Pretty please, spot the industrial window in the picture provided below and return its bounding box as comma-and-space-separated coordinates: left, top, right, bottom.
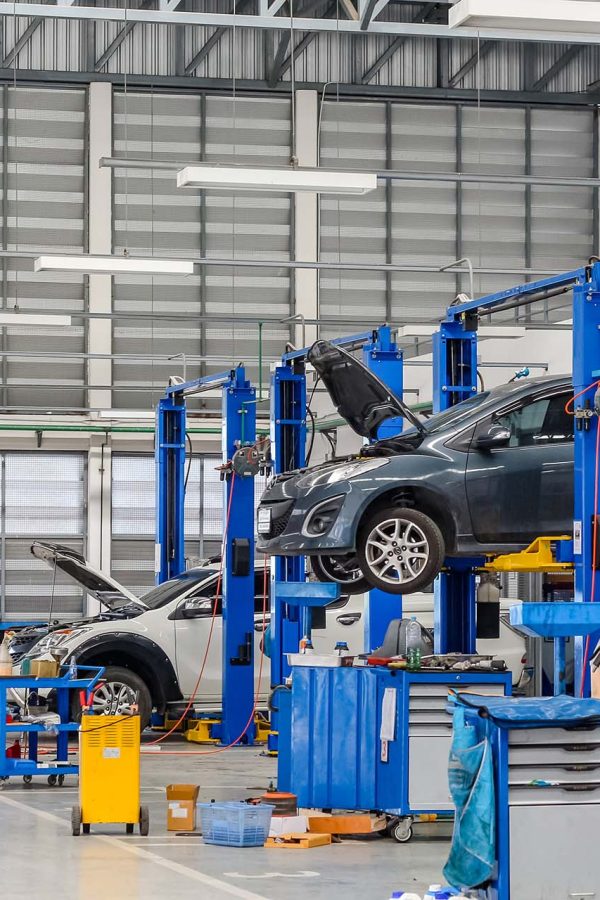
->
0, 452, 87, 621
111, 453, 268, 595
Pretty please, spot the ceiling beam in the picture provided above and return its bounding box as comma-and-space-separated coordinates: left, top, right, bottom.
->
4, 3, 600, 45
531, 44, 584, 91
448, 38, 495, 87
94, 0, 154, 72
269, 0, 325, 86
2, 17, 43, 68
279, 0, 337, 77
185, 0, 253, 75
361, 2, 440, 85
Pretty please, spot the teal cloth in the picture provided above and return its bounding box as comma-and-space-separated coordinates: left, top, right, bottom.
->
443, 706, 495, 890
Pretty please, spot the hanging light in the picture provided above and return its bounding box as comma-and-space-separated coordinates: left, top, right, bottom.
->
450, 0, 600, 35
0, 313, 72, 327
177, 165, 378, 195
34, 255, 195, 276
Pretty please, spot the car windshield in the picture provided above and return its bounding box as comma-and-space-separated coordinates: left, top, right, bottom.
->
140, 569, 216, 609
422, 391, 493, 433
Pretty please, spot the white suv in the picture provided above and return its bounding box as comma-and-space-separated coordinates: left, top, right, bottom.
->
16, 542, 364, 728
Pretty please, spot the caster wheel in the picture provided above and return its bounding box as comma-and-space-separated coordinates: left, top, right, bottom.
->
139, 805, 149, 836
47, 775, 58, 787
82, 824, 90, 835
71, 806, 81, 836
23, 775, 33, 785
57, 775, 65, 787
393, 821, 413, 843
126, 824, 134, 834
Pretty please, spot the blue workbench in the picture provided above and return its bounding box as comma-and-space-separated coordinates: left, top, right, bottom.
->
0, 666, 104, 784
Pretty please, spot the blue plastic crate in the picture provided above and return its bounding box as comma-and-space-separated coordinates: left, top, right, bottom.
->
198, 801, 274, 847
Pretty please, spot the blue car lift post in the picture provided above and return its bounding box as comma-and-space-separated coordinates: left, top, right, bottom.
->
156, 365, 258, 744
269, 326, 404, 755
441, 263, 600, 695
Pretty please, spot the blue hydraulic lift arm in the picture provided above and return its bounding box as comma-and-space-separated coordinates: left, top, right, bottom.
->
444, 267, 588, 325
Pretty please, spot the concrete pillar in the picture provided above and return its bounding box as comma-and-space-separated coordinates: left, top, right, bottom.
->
293, 90, 319, 348
86, 83, 113, 612
87, 82, 113, 412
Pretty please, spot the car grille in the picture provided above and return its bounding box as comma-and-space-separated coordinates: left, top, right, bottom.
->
263, 499, 294, 539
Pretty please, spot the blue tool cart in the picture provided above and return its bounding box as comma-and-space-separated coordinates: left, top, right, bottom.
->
448, 694, 600, 900
0, 665, 104, 786
282, 664, 511, 841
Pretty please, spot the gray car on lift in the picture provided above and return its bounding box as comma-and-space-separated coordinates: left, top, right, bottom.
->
257, 340, 574, 595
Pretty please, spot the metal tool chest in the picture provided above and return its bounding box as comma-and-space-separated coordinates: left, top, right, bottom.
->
284, 665, 511, 836
493, 723, 600, 900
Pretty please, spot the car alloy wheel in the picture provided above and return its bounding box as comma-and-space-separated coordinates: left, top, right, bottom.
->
365, 518, 430, 585
357, 506, 445, 595
92, 681, 138, 716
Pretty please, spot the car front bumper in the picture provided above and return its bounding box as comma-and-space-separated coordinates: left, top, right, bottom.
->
256, 478, 364, 556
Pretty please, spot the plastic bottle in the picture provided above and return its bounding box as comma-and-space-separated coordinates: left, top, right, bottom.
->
0, 633, 12, 676
334, 641, 349, 656
389, 892, 422, 900
423, 886, 451, 900
300, 637, 314, 655
405, 617, 422, 670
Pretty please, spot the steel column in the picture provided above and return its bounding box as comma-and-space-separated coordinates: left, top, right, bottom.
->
362, 324, 403, 650
155, 393, 187, 584
572, 266, 600, 696
432, 319, 478, 654
221, 365, 257, 745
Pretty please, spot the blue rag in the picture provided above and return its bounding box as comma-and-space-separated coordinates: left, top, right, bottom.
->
443, 706, 495, 890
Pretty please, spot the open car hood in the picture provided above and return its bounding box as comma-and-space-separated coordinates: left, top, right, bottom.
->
308, 340, 425, 441
31, 541, 146, 611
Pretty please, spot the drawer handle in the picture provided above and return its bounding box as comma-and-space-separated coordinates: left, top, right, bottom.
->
563, 744, 600, 753
563, 765, 600, 772
562, 784, 600, 793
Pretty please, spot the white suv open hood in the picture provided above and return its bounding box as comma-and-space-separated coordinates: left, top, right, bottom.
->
31, 541, 147, 611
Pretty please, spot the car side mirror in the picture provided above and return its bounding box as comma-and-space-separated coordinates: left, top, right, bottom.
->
474, 424, 511, 451
181, 597, 211, 619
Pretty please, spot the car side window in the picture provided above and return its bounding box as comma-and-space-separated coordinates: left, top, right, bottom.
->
493, 391, 573, 448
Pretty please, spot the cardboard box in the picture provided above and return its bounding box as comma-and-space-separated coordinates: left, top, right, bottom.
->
30, 659, 60, 678
307, 813, 387, 835
269, 815, 307, 837
166, 784, 200, 832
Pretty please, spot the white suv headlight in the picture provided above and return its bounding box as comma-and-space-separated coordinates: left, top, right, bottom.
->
32, 626, 92, 655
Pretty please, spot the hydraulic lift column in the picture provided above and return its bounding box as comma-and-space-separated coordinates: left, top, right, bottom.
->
432, 319, 479, 654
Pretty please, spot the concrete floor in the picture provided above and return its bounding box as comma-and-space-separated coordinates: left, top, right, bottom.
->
0, 734, 451, 900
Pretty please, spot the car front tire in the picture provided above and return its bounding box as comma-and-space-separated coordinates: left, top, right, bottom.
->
357, 506, 445, 595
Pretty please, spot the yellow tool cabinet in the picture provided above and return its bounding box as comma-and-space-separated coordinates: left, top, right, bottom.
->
71, 715, 149, 836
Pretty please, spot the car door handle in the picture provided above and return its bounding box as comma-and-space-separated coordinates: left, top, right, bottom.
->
337, 613, 362, 626
254, 618, 271, 632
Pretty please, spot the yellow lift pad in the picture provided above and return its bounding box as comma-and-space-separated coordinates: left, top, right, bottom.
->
484, 535, 573, 573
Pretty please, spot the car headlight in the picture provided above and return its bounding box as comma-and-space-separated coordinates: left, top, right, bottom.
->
31, 626, 92, 655
299, 458, 389, 489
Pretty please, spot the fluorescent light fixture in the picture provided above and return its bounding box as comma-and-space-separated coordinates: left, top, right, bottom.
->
98, 409, 155, 420
177, 165, 378, 195
34, 255, 194, 276
450, 0, 600, 35
0, 313, 72, 327
397, 325, 435, 338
